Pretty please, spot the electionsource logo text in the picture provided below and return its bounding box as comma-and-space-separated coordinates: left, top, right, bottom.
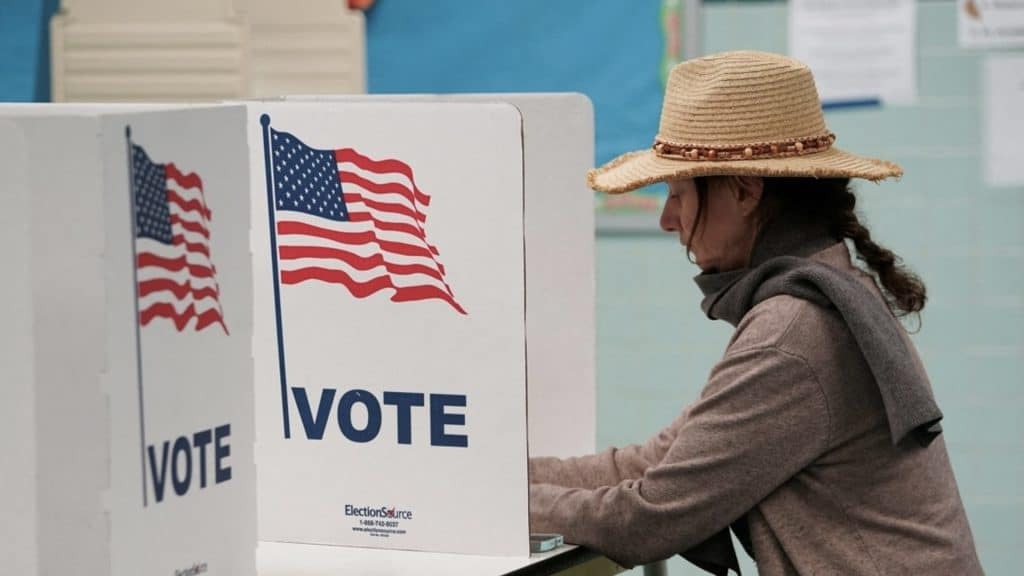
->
345, 504, 413, 520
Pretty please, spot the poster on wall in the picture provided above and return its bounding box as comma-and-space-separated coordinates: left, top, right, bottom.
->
789, 0, 917, 107
959, 0, 1024, 48
983, 54, 1024, 186
251, 102, 530, 556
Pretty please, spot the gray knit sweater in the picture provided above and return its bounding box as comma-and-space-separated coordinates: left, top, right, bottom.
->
528, 243, 982, 575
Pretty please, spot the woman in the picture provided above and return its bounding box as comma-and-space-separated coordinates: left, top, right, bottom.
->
528, 51, 982, 575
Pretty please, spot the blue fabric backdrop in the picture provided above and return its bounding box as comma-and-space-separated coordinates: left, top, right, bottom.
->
366, 0, 668, 167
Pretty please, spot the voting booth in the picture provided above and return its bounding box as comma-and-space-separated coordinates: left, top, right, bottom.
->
246, 97, 596, 557
1, 96, 596, 566
0, 106, 257, 575
248, 101, 530, 555
0, 119, 42, 576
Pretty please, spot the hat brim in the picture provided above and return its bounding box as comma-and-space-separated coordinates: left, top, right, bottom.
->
588, 147, 903, 194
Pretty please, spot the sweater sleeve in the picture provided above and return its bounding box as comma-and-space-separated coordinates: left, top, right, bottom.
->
528, 346, 831, 568
528, 408, 688, 489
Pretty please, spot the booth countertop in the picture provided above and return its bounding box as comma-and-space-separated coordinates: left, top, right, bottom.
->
257, 541, 624, 576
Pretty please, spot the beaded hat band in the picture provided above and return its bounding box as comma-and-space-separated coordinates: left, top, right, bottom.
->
653, 132, 837, 162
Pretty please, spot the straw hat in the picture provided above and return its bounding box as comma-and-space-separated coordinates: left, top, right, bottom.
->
588, 50, 903, 194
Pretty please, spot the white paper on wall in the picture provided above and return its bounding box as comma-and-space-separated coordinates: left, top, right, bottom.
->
983, 54, 1024, 187
789, 0, 917, 106
251, 102, 530, 556
959, 0, 1024, 48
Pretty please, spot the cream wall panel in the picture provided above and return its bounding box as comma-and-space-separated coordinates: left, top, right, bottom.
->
244, 0, 365, 96
51, 0, 365, 102
51, 2, 248, 102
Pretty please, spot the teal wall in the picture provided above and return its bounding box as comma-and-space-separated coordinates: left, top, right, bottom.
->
597, 1, 1022, 574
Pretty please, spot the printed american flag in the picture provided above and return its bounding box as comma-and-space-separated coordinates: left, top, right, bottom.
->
269, 128, 466, 314
131, 142, 228, 333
